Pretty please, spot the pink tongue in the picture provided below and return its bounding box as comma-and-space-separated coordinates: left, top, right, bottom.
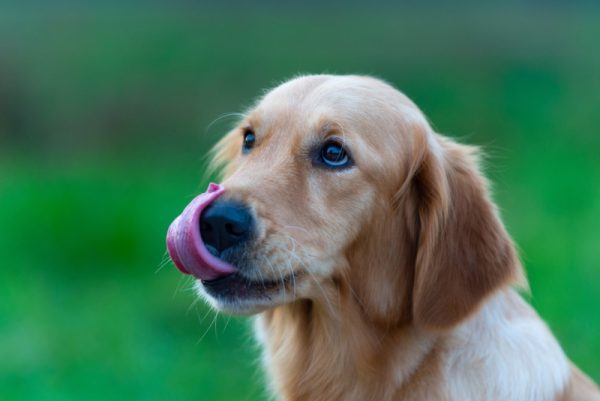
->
166, 183, 237, 280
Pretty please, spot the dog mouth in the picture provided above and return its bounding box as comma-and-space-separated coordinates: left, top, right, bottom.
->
201, 271, 299, 301
167, 183, 303, 306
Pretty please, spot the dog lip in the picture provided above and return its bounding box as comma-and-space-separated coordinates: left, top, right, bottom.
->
166, 183, 238, 280
201, 271, 299, 300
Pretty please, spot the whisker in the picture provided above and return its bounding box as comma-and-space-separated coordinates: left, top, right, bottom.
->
187, 295, 203, 315
253, 257, 268, 292
196, 308, 219, 344
282, 255, 296, 299
222, 314, 233, 332
155, 250, 172, 273
173, 274, 192, 298
284, 238, 299, 298
269, 256, 287, 304
205, 112, 247, 134
281, 235, 337, 315
282, 224, 310, 236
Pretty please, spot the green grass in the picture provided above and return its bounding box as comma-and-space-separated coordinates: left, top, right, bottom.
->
1, 3, 599, 400
0, 160, 265, 401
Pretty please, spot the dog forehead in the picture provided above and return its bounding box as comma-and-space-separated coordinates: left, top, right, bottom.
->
255, 75, 422, 131
249, 79, 351, 139
258, 75, 387, 115
243, 76, 428, 181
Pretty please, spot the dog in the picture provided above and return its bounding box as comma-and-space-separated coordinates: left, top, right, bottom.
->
166, 75, 600, 401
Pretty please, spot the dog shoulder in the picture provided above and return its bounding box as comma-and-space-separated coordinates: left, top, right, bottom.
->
441, 289, 571, 401
558, 364, 600, 401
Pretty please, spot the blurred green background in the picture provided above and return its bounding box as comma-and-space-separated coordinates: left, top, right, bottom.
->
1, 2, 599, 400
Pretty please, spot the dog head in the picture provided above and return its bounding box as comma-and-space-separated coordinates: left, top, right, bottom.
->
167, 75, 523, 329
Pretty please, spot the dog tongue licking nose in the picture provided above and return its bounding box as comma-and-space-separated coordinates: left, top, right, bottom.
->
166, 183, 237, 281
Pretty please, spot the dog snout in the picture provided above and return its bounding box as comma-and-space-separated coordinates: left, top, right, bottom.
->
200, 200, 253, 256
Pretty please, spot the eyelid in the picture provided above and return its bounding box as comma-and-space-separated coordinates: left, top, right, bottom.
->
323, 136, 353, 159
308, 136, 354, 169
241, 127, 256, 154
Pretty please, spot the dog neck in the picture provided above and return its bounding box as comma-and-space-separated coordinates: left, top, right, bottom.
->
256, 293, 440, 401
256, 287, 576, 401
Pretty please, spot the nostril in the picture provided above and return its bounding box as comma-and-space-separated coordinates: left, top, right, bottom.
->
201, 221, 213, 233
199, 200, 253, 254
225, 222, 246, 237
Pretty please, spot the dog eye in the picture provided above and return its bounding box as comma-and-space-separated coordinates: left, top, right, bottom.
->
319, 140, 352, 168
242, 130, 256, 153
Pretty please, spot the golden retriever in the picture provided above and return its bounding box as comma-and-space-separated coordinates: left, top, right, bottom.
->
167, 75, 600, 401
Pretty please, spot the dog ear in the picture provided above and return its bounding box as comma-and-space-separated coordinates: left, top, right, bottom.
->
208, 129, 243, 180
410, 133, 523, 330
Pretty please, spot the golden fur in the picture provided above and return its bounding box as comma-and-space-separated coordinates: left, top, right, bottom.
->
199, 75, 599, 401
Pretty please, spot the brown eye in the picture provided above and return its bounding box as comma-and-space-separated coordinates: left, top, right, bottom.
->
319, 140, 351, 168
242, 130, 255, 153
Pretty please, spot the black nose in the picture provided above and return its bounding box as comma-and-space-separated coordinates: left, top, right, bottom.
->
199, 200, 253, 256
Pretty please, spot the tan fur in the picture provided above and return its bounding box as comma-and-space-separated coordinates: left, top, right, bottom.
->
410, 136, 524, 329
201, 74, 599, 400
559, 365, 600, 401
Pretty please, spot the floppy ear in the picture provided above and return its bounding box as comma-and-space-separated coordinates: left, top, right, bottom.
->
411, 133, 524, 330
